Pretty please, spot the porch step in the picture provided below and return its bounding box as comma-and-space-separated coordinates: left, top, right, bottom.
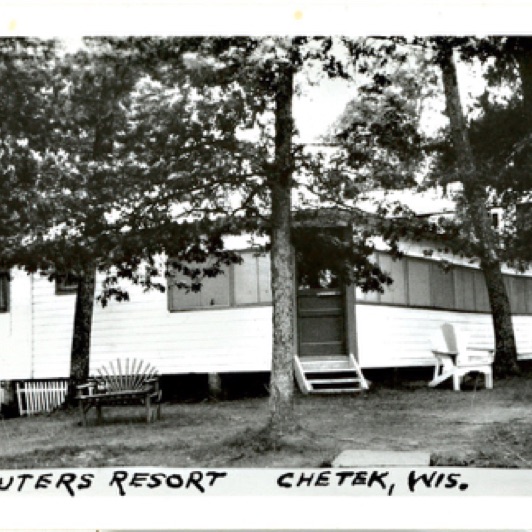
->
300, 360, 351, 371
305, 370, 360, 379
294, 354, 369, 395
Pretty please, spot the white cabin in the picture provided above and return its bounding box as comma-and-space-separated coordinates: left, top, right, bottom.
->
2, 235, 532, 407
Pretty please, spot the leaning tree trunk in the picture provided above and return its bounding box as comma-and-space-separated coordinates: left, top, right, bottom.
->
68, 268, 96, 399
439, 44, 519, 376
268, 59, 296, 440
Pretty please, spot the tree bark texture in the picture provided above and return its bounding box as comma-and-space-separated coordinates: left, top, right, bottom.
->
268, 60, 297, 439
69, 268, 96, 392
439, 45, 519, 376
509, 37, 532, 121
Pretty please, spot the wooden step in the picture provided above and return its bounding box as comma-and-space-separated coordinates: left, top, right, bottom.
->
309, 388, 366, 394
308, 378, 359, 385
300, 360, 351, 371
294, 354, 369, 395
311, 382, 362, 391
305, 370, 359, 379
300, 355, 349, 361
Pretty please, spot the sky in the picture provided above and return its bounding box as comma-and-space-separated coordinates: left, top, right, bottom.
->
294, 48, 489, 143
294, 73, 356, 143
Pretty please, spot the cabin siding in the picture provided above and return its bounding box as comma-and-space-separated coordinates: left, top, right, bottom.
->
0, 269, 33, 379
90, 279, 273, 374
3, 260, 532, 381
30, 275, 75, 379
512, 315, 532, 359
355, 301, 532, 368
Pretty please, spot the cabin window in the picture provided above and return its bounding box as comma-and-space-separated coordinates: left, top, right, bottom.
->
234, 253, 272, 305
0, 272, 9, 312
168, 251, 271, 311
454, 267, 476, 311
407, 259, 431, 307
55, 273, 78, 295
168, 262, 231, 311
473, 270, 490, 312
357, 252, 532, 315
506, 276, 528, 314
379, 254, 407, 305
257, 255, 273, 303
526, 279, 532, 314
431, 263, 455, 309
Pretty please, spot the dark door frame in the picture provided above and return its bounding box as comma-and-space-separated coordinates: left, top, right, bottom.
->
291, 235, 359, 361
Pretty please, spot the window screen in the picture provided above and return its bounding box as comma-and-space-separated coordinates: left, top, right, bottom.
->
234, 254, 259, 305
507, 276, 527, 314
526, 278, 532, 314
431, 264, 455, 309
257, 255, 272, 303
233, 253, 272, 305
454, 267, 476, 311
473, 270, 490, 312
407, 259, 431, 307
379, 254, 407, 305
168, 263, 230, 311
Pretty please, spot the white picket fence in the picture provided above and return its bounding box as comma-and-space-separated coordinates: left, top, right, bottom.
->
16, 380, 69, 416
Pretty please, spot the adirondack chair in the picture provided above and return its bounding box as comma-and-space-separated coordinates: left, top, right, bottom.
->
76, 358, 162, 426
429, 323, 494, 391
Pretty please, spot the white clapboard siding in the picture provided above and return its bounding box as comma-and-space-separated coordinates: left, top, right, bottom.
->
356, 304, 492, 368
30, 275, 75, 379
356, 303, 532, 368
90, 278, 273, 374
5, 265, 532, 381
0, 269, 33, 380
512, 315, 532, 359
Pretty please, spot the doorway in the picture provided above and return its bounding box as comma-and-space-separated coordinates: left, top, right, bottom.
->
297, 284, 347, 357
294, 227, 350, 359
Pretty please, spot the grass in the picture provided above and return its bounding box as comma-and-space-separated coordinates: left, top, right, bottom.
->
1, 371, 532, 469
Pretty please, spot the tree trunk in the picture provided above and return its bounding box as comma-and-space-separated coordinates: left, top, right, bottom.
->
439, 44, 519, 376
509, 37, 532, 119
480, 259, 519, 376
67, 78, 113, 401
268, 59, 296, 440
68, 268, 96, 399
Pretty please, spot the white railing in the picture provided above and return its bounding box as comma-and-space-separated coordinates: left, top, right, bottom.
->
16, 380, 69, 416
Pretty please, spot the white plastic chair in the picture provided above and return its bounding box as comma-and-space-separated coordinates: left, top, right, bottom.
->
429, 323, 494, 391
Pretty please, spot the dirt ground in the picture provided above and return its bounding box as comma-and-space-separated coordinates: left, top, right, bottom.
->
1, 371, 531, 469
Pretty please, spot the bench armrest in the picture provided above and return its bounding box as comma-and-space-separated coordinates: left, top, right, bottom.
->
431, 350, 458, 358
76, 381, 98, 397
466, 347, 494, 361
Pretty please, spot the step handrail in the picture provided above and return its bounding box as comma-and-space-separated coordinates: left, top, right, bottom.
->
294, 354, 312, 394
349, 353, 370, 390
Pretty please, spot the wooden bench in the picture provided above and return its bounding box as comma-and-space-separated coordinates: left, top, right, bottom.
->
76, 359, 162, 426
